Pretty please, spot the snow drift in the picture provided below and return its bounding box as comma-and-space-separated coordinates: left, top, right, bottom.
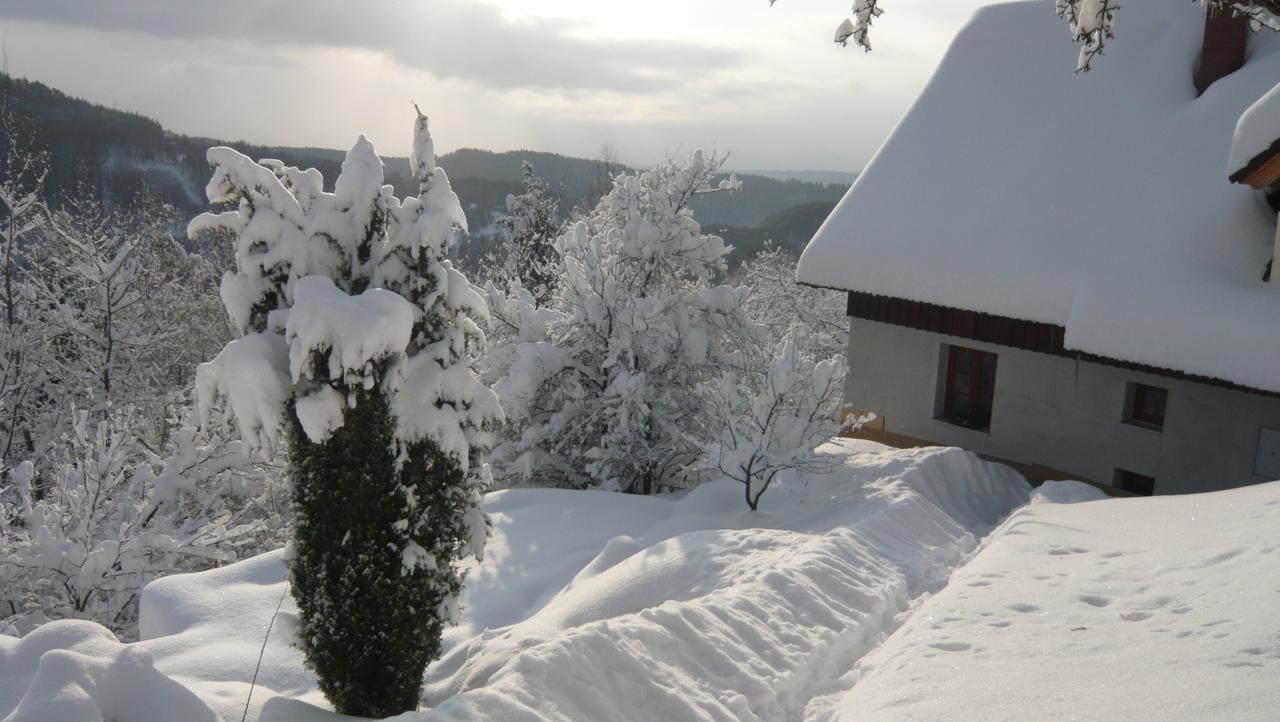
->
0, 441, 1028, 720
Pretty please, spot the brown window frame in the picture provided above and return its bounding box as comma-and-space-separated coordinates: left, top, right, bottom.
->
1126, 383, 1168, 430
940, 345, 998, 431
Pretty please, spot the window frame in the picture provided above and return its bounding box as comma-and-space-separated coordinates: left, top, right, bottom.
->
939, 344, 999, 432
1124, 382, 1168, 431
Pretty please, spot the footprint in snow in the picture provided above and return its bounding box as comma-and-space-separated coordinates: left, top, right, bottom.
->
1120, 611, 1153, 622
928, 642, 972, 652
1007, 603, 1040, 614
1193, 548, 1244, 568
1077, 594, 1110, 608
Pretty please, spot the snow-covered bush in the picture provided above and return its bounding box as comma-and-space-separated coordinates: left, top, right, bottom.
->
32, 194, 229, 445
705, 329, 858, 510
189, 109, 501, 717
487, 152, 757, 494
0, 405, 275, 638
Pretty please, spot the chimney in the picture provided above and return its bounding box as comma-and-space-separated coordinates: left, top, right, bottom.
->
1194, 5, 1249, 96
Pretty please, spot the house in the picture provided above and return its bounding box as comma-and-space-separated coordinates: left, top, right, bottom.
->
796, 0, 1280, 495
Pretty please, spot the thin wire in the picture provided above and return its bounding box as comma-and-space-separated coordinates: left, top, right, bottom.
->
241, 581, 290, 722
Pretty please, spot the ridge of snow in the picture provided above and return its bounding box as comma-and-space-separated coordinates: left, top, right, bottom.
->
0, 622, 219, 722
797, 0, 1280, 393
0, 441, 1029, 721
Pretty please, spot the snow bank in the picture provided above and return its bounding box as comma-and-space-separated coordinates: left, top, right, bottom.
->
0, 621, 218, 722
798, 0, 1280, 393
813, 480, 1280, 720
0, 441, 1028, 721
424, 441, 1028, 720
1031, 479, 1112, 504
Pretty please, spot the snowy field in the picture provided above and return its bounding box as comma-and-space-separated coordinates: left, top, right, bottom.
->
3, 440, 1277, 720
812, 478, 1280, 721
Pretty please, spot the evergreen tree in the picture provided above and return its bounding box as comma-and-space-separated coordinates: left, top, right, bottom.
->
191, 109, 500, 717
496, 161, 560, 306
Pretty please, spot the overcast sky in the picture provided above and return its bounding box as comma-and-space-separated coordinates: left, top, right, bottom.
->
0, 0, 995, 171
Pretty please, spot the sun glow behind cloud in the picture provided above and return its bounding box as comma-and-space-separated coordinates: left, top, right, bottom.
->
0, 0, 994, 170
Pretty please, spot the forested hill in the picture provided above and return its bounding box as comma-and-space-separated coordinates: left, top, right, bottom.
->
0, 72, 853, 263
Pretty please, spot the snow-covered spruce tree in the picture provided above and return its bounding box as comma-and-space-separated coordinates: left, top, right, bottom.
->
495, 161, 561, 306
487, 152, 755, 494
190, 109, 500, 717
705, 328, 859, 511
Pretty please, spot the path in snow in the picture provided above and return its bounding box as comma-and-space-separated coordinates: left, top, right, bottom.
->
0, 440, 1031, 721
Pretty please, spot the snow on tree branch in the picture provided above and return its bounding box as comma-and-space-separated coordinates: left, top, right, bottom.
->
486, 151, 765, 494
705, 328, 863, 511
780, 0, 1280, 72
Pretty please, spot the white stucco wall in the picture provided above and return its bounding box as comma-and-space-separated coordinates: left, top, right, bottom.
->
845, 317, 1280, 494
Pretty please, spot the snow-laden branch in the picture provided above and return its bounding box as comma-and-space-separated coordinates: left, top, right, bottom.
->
782, 0, 1280, 72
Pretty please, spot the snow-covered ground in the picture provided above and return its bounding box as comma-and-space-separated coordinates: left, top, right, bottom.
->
3, 440, 1277, 721
810, 477, 1280, 721
0, 441, 1026, 721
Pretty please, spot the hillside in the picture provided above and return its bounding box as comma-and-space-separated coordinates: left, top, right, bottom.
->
0, 73, 851, 265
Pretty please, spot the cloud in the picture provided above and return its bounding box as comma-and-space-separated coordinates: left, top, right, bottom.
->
0, 0, 741, 91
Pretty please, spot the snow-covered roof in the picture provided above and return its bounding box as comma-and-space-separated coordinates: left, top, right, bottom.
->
1230, 80, 1280, 181
798, 0, 1280, 393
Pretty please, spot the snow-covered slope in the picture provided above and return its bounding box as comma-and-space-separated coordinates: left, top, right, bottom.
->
810, 479, 1280, 721
797, 0, 1280, 393
0, 441, 1029, 721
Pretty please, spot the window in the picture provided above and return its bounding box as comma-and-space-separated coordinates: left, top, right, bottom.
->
940, 345, 998, 431
1114, 469, 1156, 496
1124, 382, 1167, 430
1254, 427, 1280, 478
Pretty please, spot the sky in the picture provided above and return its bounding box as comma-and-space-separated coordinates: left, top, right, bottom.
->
0, 0, 995, 172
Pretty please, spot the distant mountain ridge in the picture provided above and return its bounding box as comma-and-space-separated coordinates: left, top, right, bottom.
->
740, 170, 859, 185
0, 72, 854, 264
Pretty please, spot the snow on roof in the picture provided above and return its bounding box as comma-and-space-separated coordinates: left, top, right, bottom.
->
1230, 80, 1280, 179
798, 0, 1280, 393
